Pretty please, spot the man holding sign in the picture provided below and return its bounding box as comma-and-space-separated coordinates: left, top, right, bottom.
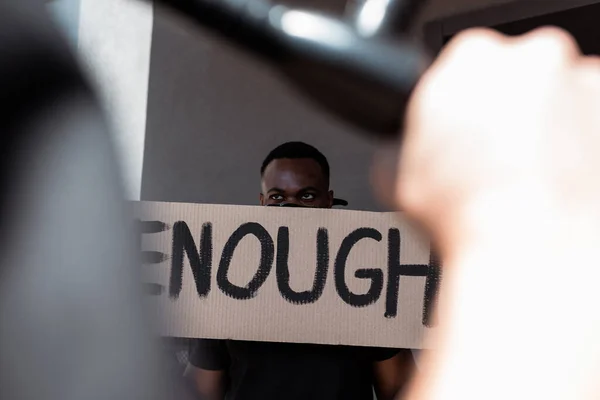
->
184, 142, 415, 400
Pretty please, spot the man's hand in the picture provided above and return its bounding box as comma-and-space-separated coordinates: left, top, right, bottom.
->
184, 364, 226, 400
373, 349, 416, 400
392, 28, 600, 400
398, 27, 600, 257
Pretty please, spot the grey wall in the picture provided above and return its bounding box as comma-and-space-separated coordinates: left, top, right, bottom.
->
141, 8, 382, 210
77, 0, 526, 202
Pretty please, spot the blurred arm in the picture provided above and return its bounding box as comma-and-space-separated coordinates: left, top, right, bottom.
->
394, 27, 600, 400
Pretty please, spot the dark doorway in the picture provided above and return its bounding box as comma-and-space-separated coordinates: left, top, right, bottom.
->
492, 3, 600, 55
433, 2, 600, 56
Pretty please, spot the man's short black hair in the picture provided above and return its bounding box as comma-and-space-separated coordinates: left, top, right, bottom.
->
260, 141, 330, 180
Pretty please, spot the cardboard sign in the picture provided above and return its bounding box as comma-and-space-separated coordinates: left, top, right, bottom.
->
136, 201, 441, 349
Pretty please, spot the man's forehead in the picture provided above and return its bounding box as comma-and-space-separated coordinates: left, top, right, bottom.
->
262, 158, 326, 188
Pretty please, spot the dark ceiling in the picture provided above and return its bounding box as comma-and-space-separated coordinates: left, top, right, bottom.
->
275, 0, 348, 15
493, 2, 600, 55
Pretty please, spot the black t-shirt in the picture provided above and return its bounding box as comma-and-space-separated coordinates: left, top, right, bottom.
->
189, 339, 399, 400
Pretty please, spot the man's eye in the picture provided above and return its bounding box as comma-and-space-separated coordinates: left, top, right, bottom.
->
301, 193, 315, 201
269, 194, 284, 201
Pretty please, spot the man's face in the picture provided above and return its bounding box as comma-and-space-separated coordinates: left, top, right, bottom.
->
260, 158, 334, 208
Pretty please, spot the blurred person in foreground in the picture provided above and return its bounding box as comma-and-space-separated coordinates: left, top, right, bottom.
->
378, 27, 600, 400
184, 141, 416, 400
